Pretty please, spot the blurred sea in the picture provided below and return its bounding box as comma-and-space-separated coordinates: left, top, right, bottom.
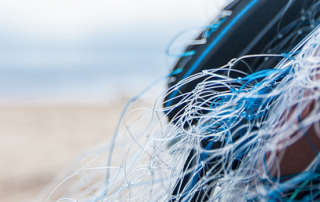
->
0, 25, 175, 104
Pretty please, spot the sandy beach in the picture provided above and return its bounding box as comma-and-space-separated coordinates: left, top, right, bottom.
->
0, 99, 154, 202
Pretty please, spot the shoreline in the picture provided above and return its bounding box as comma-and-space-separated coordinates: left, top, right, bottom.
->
0, 99, 156, 202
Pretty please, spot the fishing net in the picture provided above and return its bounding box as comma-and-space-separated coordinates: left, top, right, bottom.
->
40, 0, 320, 201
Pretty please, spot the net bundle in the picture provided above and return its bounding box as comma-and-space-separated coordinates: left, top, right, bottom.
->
43, 1, 320, 201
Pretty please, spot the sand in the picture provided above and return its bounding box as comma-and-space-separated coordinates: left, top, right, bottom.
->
0, 100, 152, 202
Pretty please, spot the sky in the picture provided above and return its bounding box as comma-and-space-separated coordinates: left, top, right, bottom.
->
0, 0, 225, 34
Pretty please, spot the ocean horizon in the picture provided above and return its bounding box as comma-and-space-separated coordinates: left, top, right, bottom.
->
0, 0, 224, 104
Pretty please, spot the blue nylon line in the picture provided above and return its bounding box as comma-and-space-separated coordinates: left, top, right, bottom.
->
165, 0, 260, 108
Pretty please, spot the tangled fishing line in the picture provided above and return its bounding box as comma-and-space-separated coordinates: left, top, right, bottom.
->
40, 0, 320, 201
